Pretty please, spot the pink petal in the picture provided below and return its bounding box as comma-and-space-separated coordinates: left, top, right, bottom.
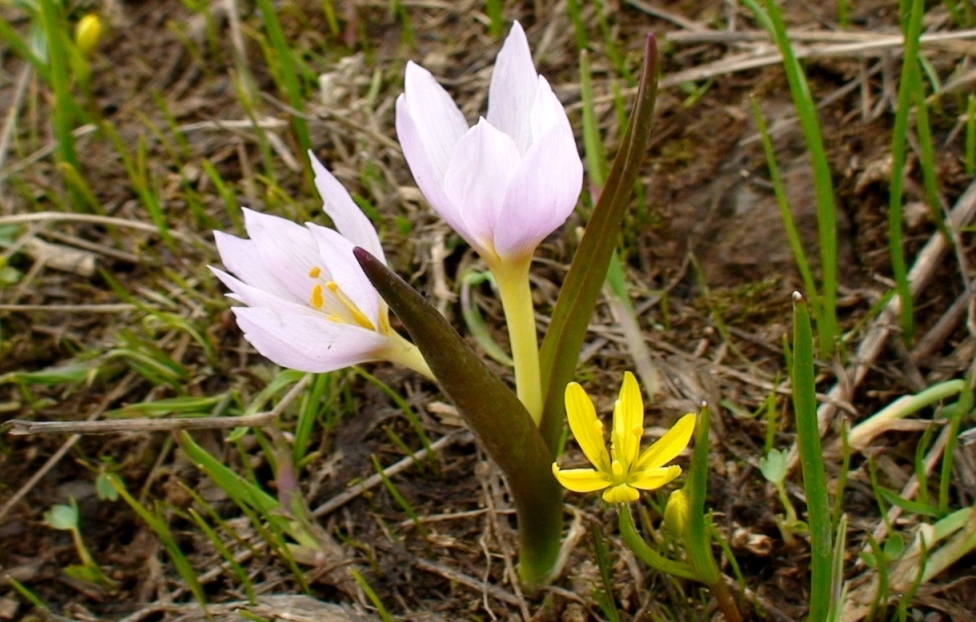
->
306, 223, 381, 328
493, 120, 582, 262
442, 118, 521, 258
214, 231, 300, 304
242, 208, 325, 302
401, 62, 467, 177
308, 153, 386, 265
486, 21, 538, 154
233, 306, 389, 373
395, 93, 470, 242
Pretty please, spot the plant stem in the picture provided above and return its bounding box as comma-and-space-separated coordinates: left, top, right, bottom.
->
384, 332, 435, 381
617, 505, 697, 580
686, 405, 744, 622
491, 259, 543, 425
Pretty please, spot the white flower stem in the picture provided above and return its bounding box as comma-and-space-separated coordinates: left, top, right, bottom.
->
385, 332, 435, 381
491, 259, 543, 425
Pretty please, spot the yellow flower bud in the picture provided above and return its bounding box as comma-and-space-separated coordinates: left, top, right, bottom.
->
664, 489, 690, 538
75, 14, 103, 58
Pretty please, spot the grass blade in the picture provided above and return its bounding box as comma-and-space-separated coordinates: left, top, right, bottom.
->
791, 293, 833, 621
743, 0, 839, 357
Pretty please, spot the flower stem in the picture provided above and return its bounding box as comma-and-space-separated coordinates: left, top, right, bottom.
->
618, 505, 697, 580
491, 260, 543, 425
385, 332, 435, 381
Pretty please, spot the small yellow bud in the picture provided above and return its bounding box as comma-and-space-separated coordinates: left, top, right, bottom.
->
75, 14, 103, 58
663, 489, 690, 538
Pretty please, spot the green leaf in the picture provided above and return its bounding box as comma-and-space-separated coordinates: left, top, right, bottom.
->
759, 448, 788, 485
792, 293, 833, 622
95, 472, 119, 501
878, 488, 943, 519
43, 502, 78, 531
354, 247, 563, 586
538, 36, 660, 453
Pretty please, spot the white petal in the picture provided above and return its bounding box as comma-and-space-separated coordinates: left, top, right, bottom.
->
233, 307, 390, 373
210, 267, 314, 315
493, 121, 582, 262
213, 231, 300, 303
242, 208, 325, 302
306, 223, 381, 328
442, 118, 521, 259
395, 93, 470, 242
530, 76, 572, 142
308, 153, 386, 265
486, 21, 538, 154
401, 62, 468, 177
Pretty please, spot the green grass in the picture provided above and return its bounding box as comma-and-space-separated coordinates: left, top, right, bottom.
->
742, 0, 840, 358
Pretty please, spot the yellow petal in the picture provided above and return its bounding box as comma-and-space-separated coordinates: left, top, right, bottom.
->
634, 413, 696, 471
564, 382, 610, 471
602, 484, 640, 504
552, 464, 611, 493
611, 371, 644, 468
664, 489, 690, 537
629, 465, 682, 491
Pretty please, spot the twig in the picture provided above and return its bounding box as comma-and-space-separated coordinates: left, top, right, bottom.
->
0, 374, 137, 523
5, 411, 277, 436
625, 0, 707, 31
660, 30, 976, 89
311, 429, 468, 517
666, 28, 976, 46
0, 212, 199, 243
0, 303, 138, 313
413, 558, 521, 607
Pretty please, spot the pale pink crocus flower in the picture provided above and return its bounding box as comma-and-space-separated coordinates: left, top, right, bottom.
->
395, 21, 583, 424
395, 20, 582, 270
211, 154, 432, 378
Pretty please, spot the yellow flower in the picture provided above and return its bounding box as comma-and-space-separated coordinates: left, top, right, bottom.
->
75, 14, 103, 58
552, 372, 696, 504
663, 488, 690, 537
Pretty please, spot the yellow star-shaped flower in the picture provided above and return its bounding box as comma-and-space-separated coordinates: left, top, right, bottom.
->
552, 372, 696, 504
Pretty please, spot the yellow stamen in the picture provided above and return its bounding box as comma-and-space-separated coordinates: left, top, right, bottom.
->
326, 281, 375, 330
308, 266, 322, 278
310, 284, 324, 309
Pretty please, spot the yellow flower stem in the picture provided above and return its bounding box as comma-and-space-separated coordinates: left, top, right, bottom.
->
384, 332, 435, 381
490, 259, 543, 425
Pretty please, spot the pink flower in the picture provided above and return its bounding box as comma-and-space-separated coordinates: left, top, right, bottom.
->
211, 155, 430, 376
396, 21, 582, 268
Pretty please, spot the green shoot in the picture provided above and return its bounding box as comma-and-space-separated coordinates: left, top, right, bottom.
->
743, 0, 839, 358
791, 293, 833, 621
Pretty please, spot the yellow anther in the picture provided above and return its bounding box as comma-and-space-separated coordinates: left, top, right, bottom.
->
631, 425, 642, 438
326, 281, 375, 330
310, 284, 324, 309
611, 460, 624, 477
308, 266, 321, 278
